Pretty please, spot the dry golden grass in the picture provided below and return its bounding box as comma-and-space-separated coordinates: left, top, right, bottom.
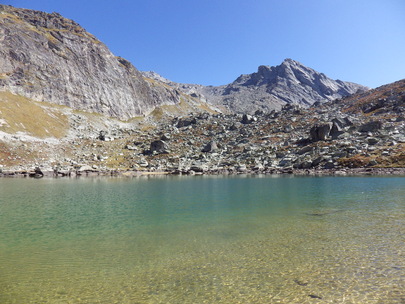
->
337, 144, 405, 168
0, 91, 69, 138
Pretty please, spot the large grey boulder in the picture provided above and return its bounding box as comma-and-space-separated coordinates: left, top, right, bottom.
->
241, 114, 257, 124
176, 117, 197, 128
330, 122, 344, 139
310, 123, 333, 141
358, 121, 383, 132
150, 140, 168, 153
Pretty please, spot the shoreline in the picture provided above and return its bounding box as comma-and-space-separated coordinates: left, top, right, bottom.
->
1, 167, 405, 178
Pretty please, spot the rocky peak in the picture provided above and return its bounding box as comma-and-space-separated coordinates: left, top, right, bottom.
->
196, 59, 369, 113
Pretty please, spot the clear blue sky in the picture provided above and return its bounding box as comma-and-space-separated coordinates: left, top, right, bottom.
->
4, 0, 405, 88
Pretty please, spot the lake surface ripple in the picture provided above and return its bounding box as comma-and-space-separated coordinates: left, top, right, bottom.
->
0, 175, 404, 303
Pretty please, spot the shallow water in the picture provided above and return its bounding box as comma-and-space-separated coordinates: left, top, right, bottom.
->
0, 175, 404, 303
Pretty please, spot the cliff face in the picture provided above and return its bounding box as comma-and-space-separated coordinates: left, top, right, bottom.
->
0, 5, 187, 120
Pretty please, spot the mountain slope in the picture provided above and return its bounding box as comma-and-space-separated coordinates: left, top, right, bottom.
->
0, 5, 207, 120
1, 79, 403, 174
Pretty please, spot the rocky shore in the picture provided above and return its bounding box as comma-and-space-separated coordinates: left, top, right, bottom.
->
1, 167, 404, 178
1, 80, 404, 178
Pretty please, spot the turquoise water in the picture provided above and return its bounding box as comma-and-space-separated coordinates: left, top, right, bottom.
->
0, 175, 404, 303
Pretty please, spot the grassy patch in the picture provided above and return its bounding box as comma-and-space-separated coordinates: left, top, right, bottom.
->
0, 91, 69, 138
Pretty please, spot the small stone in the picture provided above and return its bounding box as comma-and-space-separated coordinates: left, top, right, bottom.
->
367, 137, 379, 145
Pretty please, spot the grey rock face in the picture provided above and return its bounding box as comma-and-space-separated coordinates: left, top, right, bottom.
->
219, 59, 368, 113
148, 59, 368, 114
0, 5, 186, 119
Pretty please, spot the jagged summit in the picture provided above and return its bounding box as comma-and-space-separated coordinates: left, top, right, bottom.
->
147, 58, 369, 114
192, 59, 369, 113
234, 58, 366, 100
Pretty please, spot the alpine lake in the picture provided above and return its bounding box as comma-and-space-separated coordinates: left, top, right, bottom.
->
0, 175, 404, 304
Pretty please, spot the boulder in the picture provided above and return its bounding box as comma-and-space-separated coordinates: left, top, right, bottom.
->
98, 130, 107, 141
324, 161, 335, 169
237, 164, 247, 172
202, 141, 219, 153
77, 165, 93, 172
125, 144, 138, 150
29, 166, 44, 178
176, 118, 197, 128
161, 133, 171, 141
311, 156, 324, 167
367, 137, 379, 145
330, 122, 344, 139
310, 123, 333, 141
297, 146, 313, 155
229, 123, 238, 131
241, 114, 257, 124
190, 163, 209, 173
331, 117, 346, 129
150, 140, 168, 153
358, 121, 382, 132
138, 159, 149, 167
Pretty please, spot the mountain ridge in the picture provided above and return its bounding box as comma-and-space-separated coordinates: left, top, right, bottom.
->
143, 58, 368, 114
0, 5, 403, 175
1, 5, 369, 119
